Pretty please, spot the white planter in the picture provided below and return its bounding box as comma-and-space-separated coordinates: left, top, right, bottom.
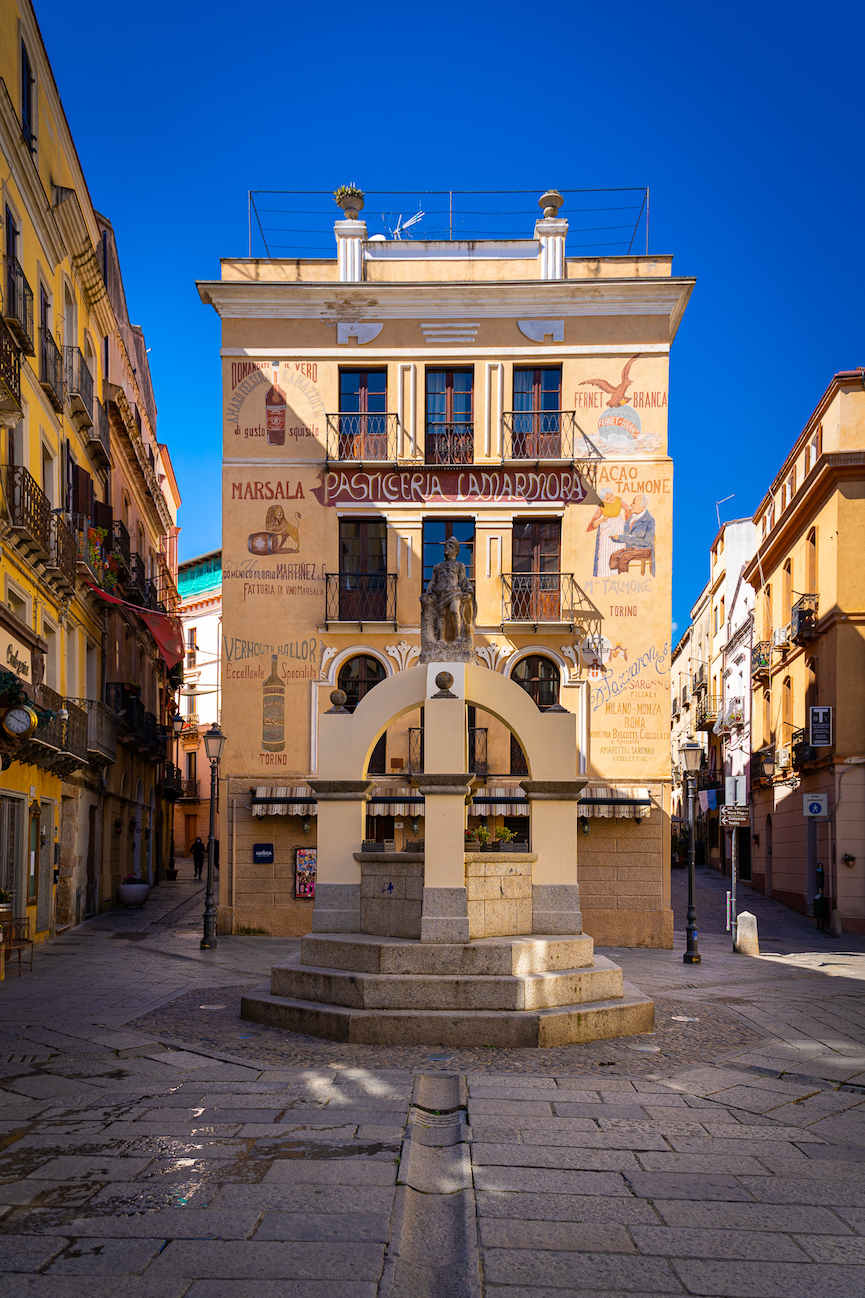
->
118, 882, 150, 908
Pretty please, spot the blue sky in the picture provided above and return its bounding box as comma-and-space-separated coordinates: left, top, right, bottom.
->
34, 0, 864, 632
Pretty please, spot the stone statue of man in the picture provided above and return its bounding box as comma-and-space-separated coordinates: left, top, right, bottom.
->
420, 535, 476, 662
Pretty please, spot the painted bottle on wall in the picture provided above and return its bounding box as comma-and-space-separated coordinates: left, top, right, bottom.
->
265, 363, 286, 446
262, 654, 285, 751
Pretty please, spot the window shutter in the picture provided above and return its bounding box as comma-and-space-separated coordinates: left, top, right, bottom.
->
72, 466, 94, 518
93, 499, 112, 532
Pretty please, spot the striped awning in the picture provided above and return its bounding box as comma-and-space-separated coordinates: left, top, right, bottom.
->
472, 785, 529, 816
367, 786, 418, 817
252, 785, 317, 817
580, 784, 652, 820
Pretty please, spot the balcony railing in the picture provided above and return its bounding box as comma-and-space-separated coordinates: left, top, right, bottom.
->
85, 700, 118, 764
33, 684, 64, 753
6, 465, 51, 557
44, 515, 76, 594
88, 398, 110, 469
40, 328, 64, 412
692, 663, 707, 692
179, 778, 200, 800
325, 413, 401, 461
0, 317, 21, 417
124, 551, 147, 602
325, 573, 397, 625
163, 762, 184, 798
70, 514, 105, 581
502, 572, 586, 625
469, 726, 488, 776
791, 594, 818, 644
64, 347, 94, 424
752, 641, 771, 677
64, 698, 89, 762
425, 423, 474, 465
792, 726, 818, 768
696, 770, 724, 792
111, 520, 131, 571
157, 553, 180, 615
4, 256, 34, 353
408, 727, 424, 775
696, 695, 724, 731
182, 712, 199, 732
104, 683, 166, 761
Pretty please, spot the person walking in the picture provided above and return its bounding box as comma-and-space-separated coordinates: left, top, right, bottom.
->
191, 836, 206, 880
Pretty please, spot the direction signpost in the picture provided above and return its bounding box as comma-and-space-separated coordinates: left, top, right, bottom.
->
720, 805, 750, 947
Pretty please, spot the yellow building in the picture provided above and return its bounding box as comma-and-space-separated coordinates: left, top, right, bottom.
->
0, 1, 181, 937
745, 368, 865, 932
199, 190, 694, 947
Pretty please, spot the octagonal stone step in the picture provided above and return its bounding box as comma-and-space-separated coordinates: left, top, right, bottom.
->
271, 954, 623, 1012
240, 980, 654, 1047
298, 932, 595, 977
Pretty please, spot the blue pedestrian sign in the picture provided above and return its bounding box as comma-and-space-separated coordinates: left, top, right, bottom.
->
803, 794, 827, 818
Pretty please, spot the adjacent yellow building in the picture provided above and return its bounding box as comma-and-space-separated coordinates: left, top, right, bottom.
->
0, 1, 181, 937
200, 191, 694, 947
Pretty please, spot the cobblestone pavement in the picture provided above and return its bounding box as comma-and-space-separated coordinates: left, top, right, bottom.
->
0, 865, 863, 1293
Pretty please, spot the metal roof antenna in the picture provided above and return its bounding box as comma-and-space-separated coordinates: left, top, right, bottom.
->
715, 494, 735, 529
390, 209, 425, 241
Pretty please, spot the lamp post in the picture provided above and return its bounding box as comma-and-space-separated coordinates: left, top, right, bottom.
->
200, 721, 225, 950
170, 712, 184, 872
679, 737, 703, 965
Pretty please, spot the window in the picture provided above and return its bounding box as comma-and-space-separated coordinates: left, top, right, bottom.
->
788, 467, 796, 500
41, 444, 54, 507
186, 628, 197, 670
782, 675, 792, 738
338, 370, 387, 458
804, 443, 810, 475
807, 528, 817, 591
425, 369, 473, 465
781, 483, 787, 511
720, 596, 725, 630
186, 752, 197, 783
20, 41, 34, 151
512, 367, 562, 455
338, 655, 386, 774
713, 604, 718, 635
763, 584, 772, 640
511, 519, 562, 620
813, 426, 822, 462
763, 690, 772, 744
422, 518, 474, 583
337, 519, 388, 619
5, 207, 18, 260
6, 584, 27, 623
510, 655, 560, 775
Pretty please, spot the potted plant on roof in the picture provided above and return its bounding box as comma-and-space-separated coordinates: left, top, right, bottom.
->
118, 873, 150, 908
334, 184, 364, 220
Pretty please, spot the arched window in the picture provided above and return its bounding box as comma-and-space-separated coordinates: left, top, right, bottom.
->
510, 655, 560, 775
338, 655, 386, 774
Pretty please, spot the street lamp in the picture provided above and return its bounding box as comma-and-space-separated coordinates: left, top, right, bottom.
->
169, 712, 184, 873
201, 721, 225, 950
679, 737, 703, 966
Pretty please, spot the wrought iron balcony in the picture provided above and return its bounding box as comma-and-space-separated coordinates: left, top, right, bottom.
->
502, 572, 589, 626
325, 573, 397, 626
88, 398, 110, 469
86, 700, 118, 764
156, 553, 180, 615
792, 726, 818, 768
39, 328, 64, 412
163, 762, 184, 798
63, 698, 89, 762
425, 422, 474, 465
692, 663, 707, 692
695, 695, 724, 731
111, 520, 131, 572
70, 514, 104, 581
32, 684, 64, 753
791, 594, 818, 644
104, 683, 165, 762
696, 769, 724, 792
0, 316, 21, 420
64, 347, 94, 425
3, 256, 34, 354
178, 778, 200, 800
408, 727, 424, 775
752, 641, 771, 678
124, 551, 147, 602
181, 712, 199, 732
6, 465, 51, 558
325, 413, 400, 461
44, 515, 76, 594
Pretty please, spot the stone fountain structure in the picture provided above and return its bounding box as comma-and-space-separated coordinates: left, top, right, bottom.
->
241, 552, 653, 1046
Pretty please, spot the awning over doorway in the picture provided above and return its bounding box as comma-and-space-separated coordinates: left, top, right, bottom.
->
580, 784, 652, 819
472, 785, 529, 816
251, 785, 317, 817
367, 787, 419, 816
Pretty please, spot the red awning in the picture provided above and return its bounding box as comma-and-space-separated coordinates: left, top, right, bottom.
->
85, 583, 184, 669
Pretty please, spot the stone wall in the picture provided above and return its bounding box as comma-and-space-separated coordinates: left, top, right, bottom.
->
577, 805, 672, 948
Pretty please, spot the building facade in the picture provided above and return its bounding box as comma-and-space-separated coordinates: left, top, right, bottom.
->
0, 0, 182, 935
200, 194, 694, 946
174, 549, 222, 858
745, 369, 865, 931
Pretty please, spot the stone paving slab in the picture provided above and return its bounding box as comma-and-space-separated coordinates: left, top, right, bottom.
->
145, 1239, 386, 1280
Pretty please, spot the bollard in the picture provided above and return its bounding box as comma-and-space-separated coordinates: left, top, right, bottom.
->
830, 908, 844, 937
734, 910, 759, 955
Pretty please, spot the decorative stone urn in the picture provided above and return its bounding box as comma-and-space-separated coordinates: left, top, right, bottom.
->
118, 880, 150, 908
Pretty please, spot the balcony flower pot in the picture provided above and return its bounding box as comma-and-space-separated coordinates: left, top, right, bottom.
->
163, 867, 178, 881
118, 877, 149, 908
334, 185, 364, 220
480, 841, 501, 852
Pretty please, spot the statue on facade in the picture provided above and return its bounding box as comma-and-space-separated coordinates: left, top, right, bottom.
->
420, 535, 476, 663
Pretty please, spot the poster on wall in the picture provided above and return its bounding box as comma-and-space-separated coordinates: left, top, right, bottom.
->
295, 847, 316, 898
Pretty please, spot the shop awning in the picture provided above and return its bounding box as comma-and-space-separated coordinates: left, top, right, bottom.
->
85, 582, 183, 669
472, 785, 529, 816
252, 785, 317, 817
367, 787, 420, 816
580, 785, 652, 819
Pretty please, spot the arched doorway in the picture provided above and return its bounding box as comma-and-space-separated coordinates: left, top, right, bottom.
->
765, 815, 773, 896
510, 655, 560, 775
338, 655, 387, 774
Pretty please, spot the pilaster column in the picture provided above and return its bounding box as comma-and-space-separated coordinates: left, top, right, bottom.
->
534, 218, 568, 281
411, 772, 475, 942
307, 779, 374, 932
520, 779, 586, 933
335, 220, 367, 283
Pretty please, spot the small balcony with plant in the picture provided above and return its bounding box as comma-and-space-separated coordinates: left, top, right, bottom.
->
752, 641, 771, 680
695, 695, 724, 731
791, 594, 818, 644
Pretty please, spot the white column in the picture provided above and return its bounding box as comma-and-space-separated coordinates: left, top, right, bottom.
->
535, 218, 568, 281
335, 220, 367, 283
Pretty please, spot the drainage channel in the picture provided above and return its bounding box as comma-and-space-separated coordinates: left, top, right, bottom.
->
379, 1072, 480, 1298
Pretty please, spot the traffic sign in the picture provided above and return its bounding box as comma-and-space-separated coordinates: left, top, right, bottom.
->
804, 794, 827, 817
720, 806, 750, 827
